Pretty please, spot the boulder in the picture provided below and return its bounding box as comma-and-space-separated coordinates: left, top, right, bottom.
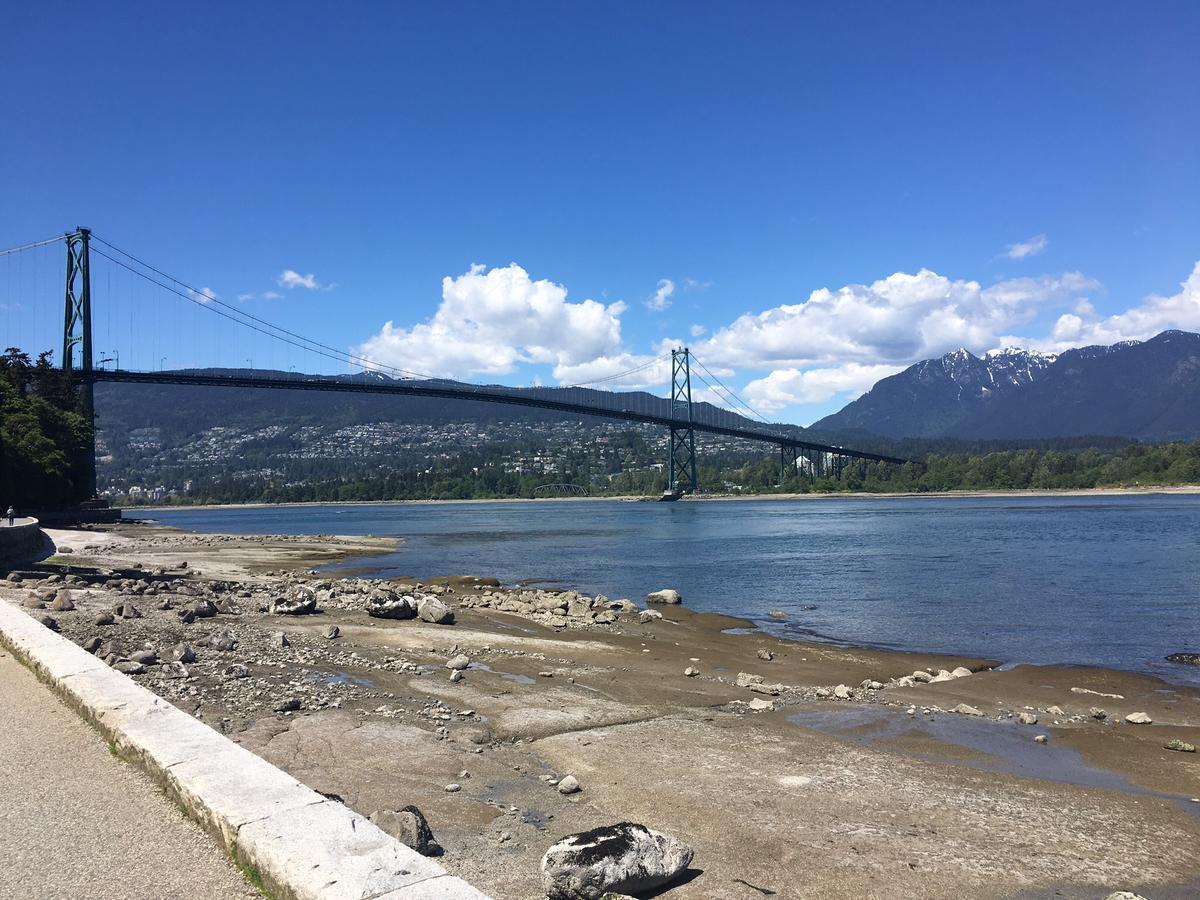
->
270, 585, 317, 616
207, 628, 238, 652
417, 596, 455, 625
366, 591, 416, 620
112, 660, 145, 675
94, 611, 115, 626
192, 599, 218, 618
557, 775, 581, 794
446, 654, 471, 671
646, 589, 682, 605
161, 662, 190, 679
684, 667, 699, 677
1165, 739, 1196, 753
541, 822, 693, 900
222, 664, 250, 679
767, 609, 788, 620
37, 615, 59, 632
274, 697, 302, 713
1166, 652, 1200, 666
567, 597, 592, 618
369, 806, 440, 856
1017, 712, 1038, 725
130, 649, 158, 666
170, 643, 196, 663
735, 672, 763, 688
953, 704, 984, 717
323, 624, 341, 639
593, 610, 617, 625
1124, 711, 1152, 725
950, 666, 973, 678
51, 591, 75, 612
757, 649, 773, 661
638, 610, 663, 624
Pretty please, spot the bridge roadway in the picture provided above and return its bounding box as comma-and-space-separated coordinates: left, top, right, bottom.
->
88, 369, 908, 465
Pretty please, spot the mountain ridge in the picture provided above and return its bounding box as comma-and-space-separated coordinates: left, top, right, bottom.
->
814, 329, 1200, 441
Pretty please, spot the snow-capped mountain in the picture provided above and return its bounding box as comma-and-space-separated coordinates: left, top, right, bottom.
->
813, 330, 1200, 440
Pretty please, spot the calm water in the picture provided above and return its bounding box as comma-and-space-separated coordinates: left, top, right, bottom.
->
147, 495, 1200, 685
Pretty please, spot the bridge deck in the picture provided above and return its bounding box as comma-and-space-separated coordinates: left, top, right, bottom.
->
87, 369, 907, 465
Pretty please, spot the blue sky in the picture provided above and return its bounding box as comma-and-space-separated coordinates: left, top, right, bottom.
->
3, 2, 1199, 424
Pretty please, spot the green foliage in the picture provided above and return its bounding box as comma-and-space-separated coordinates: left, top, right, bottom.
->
0, 347, 92, 509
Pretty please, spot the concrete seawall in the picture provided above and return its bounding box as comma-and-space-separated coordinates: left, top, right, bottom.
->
0, 518, 49, 565
0, 600, 490, 899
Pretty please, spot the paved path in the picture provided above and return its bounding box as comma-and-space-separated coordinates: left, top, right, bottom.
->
0, 649, 258, 899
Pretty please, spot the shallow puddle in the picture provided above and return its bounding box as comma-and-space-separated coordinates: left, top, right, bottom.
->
787, 706, 1196, 816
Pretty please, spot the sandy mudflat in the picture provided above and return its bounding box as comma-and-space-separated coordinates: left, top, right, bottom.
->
4, 522, 1199, 900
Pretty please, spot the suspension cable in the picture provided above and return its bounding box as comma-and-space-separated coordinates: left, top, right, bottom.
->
89, 237, 442, 382
0, 235, 67, 257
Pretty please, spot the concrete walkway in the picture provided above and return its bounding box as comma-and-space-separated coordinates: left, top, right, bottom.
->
0, 650, 258, 900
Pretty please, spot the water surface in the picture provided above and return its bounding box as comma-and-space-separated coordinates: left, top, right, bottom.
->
147, 495, 1200, 685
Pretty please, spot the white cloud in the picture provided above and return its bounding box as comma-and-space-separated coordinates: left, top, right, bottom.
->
355, 263, 625, 380
1004, 260, 1200, 353
689, 324, 707, 337
554, 353, 669, 388
278, 270, 325, 290
237, 292, 255, 301
188, 286, 217, 305
742, 363, 905, 413
684, 278, 713, 291
262, 291, 283, 300
1004, 234, 1049, 259
646, 278, 675, 311
692, 268, 1096, 371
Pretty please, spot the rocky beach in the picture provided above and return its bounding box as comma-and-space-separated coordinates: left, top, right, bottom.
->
3, 521, 1199, 899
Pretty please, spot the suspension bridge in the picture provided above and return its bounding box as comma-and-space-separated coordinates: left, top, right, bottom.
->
3, 227, 906, 501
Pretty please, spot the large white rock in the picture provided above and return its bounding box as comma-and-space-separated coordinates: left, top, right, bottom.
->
270, 585, 317, 616
541, 822, 693, 899
367, 590, 417, 620
646, 589, 682, 605
416, 595, 455, 625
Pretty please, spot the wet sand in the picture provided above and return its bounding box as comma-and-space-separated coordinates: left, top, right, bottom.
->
5, 522, 1199, 899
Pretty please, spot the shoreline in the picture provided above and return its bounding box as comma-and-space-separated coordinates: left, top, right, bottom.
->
131, 482, 1200, 513
8, 521, 1199, 898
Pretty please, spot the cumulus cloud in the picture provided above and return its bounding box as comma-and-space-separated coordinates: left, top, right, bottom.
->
742, 363, 906, 413
692, 269, 1096, 371
554, 352, 670, 388
188, 286, 217, 305
689, 324, 707, 337
1004, 260, 1200, 353
355, 263, 626, 379
646, 278, 675, 311
1004, 234, 1049, 259
278, 270, 325, 290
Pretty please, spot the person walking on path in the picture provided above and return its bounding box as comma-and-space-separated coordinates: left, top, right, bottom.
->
4, 506, 13, 527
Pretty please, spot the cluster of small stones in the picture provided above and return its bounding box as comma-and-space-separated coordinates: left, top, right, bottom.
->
0, 569, 491, 736
457, 587, 644, 630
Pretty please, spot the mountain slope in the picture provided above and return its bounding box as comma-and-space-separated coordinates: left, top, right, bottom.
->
814, 330, 1200, 441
